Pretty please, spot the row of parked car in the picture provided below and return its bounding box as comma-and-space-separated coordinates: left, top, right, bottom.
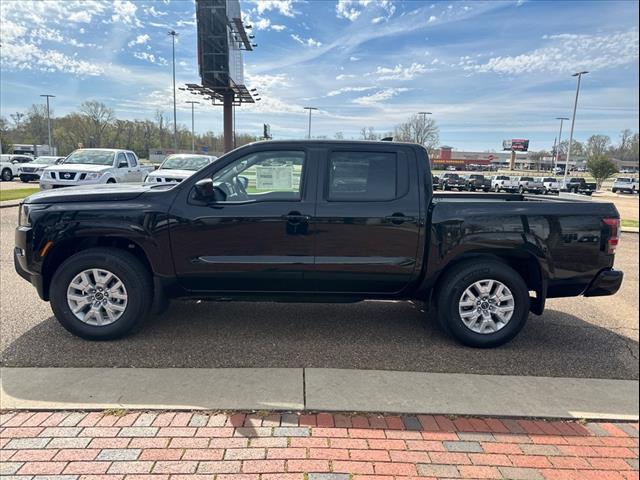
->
0, 149, 218, 188
434, 173, 602, 195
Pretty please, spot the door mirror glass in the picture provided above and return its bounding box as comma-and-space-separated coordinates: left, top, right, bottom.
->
194, 178, 226, 203
237, 175, 249, 190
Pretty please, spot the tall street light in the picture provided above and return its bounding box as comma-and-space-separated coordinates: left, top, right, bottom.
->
554, 117, 569, 171
564, 71, 588, 183
168, 30, 179, 150
185, 101, 200, 153
40, 94, 55, 152
304, 107, 318, 139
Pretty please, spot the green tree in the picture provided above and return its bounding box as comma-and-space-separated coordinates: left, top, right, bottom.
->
587, 155, 618, 190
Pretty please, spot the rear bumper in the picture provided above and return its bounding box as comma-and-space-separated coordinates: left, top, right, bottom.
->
583, 269, 623, 297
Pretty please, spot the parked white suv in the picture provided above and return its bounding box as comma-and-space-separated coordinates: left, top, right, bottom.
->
1, 154, 34, 181
145, 154, 217, 184
40, 149, 145, 189
612, 177, 638, 194
542, 177, 560, 195
491, 175, 517, 192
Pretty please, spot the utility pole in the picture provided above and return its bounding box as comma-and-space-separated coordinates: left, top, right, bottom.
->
40, 94, 55, 153
185, 101, 200, 152
564, 71, 588, 183
304, 107, 318, 139
168, 30, 179, 150
555, 117, 569, 172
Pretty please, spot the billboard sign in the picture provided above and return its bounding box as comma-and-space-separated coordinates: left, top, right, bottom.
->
503, 139, 529, 151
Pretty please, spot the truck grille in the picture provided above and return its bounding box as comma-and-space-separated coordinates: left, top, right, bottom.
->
157, 177, 183, 183
21, 167, 37, 173
52, 172, 77, 180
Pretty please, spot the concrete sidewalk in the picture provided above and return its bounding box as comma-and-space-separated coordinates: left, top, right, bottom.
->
2, 367, 638, 421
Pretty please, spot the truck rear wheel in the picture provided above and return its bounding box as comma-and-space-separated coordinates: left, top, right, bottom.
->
436, 260, 530, 348
1, 168, 12, 181
49, 247, 152, 340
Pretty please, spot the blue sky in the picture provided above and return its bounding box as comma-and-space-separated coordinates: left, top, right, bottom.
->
1, 0, 638, 151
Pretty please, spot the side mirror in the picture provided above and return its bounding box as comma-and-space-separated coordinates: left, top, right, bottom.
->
238, 175, 249, 190
194, 178, 226, 203
118, 161, 128, 168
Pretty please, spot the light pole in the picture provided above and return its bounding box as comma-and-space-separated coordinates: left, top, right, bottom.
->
554, 117, 569, 171
304, 107, 318, 139
564, 71, 588, 183
40, 94, 55, 152
168, 30, 178, 150
185, 101, 200, 152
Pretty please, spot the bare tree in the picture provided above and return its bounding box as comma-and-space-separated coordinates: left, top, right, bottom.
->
393, 114, 439, 151
585, 134, 611, 160
79, 100, 115, 147
334, 131, 344, 140
360, 126, 378, 140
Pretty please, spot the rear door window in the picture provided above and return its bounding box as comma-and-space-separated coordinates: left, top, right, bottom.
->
328, 151, 405, 202
126, 152, 138, 167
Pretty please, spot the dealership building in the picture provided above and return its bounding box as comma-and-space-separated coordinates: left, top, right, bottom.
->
430, 146, 587, 171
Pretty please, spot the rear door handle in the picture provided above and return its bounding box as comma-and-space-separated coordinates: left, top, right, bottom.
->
384, 213, 415, 225
283, 211, 311, 224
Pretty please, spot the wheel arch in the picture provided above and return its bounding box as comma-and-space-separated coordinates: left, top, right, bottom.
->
427, 250, 546, 315
41, 236, 153, 300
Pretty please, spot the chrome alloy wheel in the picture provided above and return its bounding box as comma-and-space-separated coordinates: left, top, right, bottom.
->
66, 269, 128, 326
458, 279, 515, 334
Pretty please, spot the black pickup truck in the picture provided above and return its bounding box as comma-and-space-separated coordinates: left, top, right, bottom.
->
15, 140, 623, 347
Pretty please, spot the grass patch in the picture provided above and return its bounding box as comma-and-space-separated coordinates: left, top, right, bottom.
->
0, 187, 40, 202
622, 219, 639, 228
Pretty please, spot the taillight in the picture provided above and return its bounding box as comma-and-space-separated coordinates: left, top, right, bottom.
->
603, 218, 620, 254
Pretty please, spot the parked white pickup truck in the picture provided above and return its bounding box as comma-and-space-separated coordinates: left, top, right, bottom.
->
491, 175, 517, 192
514, 176, 544, 194
542, 177, 561, 195
612, 177, 638, 194
40, 149, 147, 189
1, 154, 35, 181
144, 153, 217, 183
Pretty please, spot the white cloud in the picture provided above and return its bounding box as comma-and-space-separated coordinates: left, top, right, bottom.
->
133, 52, 168, 66
326, 86, 377, 97
271, 25, 287, 31
247, 0, 296, 17
255, 18, 272, 30
465, 28, 639, 75
336, 74, 357, 80
428, 15, 437, 23
349, 56, 359, 62
290, 34, 322, 48
0, 42, 103, 76
145, 5, 167, 17
127, 34, 150, 48
373, 62, 429, 80
336, 0, 395, 22
111, 0, 141, 26
352, 87, 409, 105
68, 11, 92, 23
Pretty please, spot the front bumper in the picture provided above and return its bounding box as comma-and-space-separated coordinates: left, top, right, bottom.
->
583, 269, 624, 297
40, 176, 104, 189
14, 226, 46, 300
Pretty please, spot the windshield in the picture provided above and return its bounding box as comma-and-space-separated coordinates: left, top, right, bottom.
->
160, 155, 211, 171
470, 175, 484, 179
35, 156, 62, 165
496, 176, 510, 180
63, 150, 115, 166
521, 177, 534, 181
544, 178, 556, 182
616, 178, 631, 182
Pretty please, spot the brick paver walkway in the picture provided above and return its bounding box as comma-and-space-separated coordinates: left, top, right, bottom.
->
1, 411, 638, 479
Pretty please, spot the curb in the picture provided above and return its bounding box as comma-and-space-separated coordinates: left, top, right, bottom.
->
622, 227, 639, 234
0, 200, 21, 209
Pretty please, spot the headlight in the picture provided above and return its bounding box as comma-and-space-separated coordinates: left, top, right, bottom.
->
18, 204, 46, 228
145, 175, 155, 183
85, 172, 101, 180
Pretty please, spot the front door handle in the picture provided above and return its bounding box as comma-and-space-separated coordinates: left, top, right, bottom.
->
283, 211, 311, 224
384, 213, 415, 225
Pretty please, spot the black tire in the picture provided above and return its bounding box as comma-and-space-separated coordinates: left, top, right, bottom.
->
1, 168, 12, 181
612, 188, 617, 193
20, 176, 30, 183
106, 178, 117, 184
49, 247, 152, 340
435, 260, 530, 348
494, 185, 500, 192
519, 186, 525, 194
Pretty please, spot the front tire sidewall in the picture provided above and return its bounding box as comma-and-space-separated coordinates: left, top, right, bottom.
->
437, 263, 530, 348
1, 169, 12, 181
50, 249, 151, 340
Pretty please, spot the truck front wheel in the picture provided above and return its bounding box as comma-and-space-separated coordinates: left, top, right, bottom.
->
1, 168, 12, 181
49, 247, 152, 340
436, 261, 530, 348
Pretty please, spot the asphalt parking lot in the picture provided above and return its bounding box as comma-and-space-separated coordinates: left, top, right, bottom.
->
1, 204, 638, 380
